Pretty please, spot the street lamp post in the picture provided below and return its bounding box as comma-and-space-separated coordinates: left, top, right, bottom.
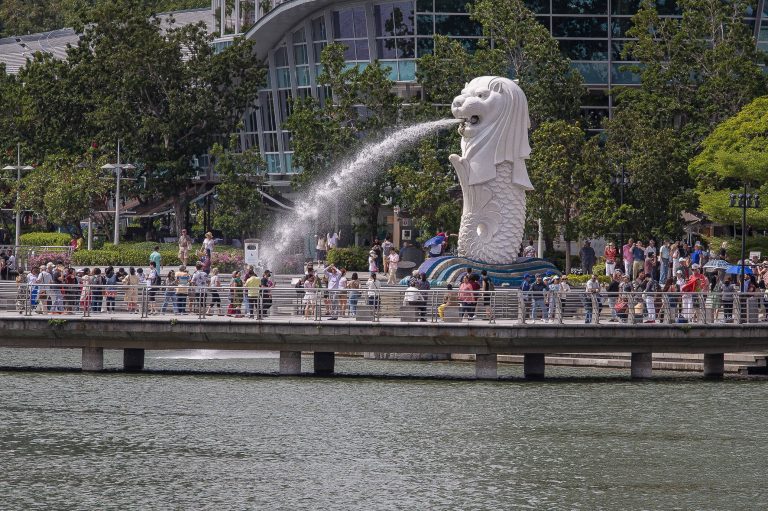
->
101, 141, 135, 246
2, 143, 34, 250
611, 165, 630, 271
729, 183, 761, 290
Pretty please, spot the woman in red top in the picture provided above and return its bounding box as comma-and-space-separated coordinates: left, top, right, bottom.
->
458, 275, 477, 320
604, 242, 618, 276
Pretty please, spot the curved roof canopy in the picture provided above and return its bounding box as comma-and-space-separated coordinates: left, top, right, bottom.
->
245, 0, 338, 61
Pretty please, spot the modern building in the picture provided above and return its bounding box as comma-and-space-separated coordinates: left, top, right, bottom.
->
211, 0, 767, 183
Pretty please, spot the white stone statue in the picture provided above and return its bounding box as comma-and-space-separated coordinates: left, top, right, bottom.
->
448, 76, 532, 264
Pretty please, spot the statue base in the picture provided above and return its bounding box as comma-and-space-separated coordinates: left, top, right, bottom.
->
412, 256, 560, 288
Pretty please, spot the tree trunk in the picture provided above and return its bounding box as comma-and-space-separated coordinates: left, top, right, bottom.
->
172, 197, 186, 236
564, 236, 572, 275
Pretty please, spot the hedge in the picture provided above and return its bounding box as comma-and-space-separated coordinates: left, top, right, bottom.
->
71, 242, 242, 268
20, 232, 72, 246
327, 247, 369, 271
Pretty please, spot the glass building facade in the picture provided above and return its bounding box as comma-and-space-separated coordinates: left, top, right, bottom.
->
224, 0, 767, 178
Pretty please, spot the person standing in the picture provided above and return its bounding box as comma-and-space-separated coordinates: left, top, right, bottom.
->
585, 274, 602, 323
530, 274, 547, 322
622, 238, 634, 277
659, 240, 671, 284
381, 235, 394, 274
315, 234, 328, 263
580, 241, 596, 275
244, 271, 260, 318
203, 232, 215, 258
523, 239, 536, 258
149, 246, 162, 273
177, 229, 193, 266
191, 262, 209, 314
387, 248, 400, 285
604, 242, 617, 276
260, 269, 274, 318
366, 272, 381, 311
206, 268, 222, 315
632, 241, 645, 281
174, 265, 190, 314
123, 267, 139, 313
325, 264, 342, 319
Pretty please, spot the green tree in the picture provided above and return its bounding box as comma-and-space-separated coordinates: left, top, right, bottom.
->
470, 0, 584, 127
388, 140, 462, 236
16, 151, 110, 235
527, 121, 614, 272
690, 96, 768, 226
211, 143, 269, 241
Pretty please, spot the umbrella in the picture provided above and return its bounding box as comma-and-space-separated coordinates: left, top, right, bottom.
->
726, 265, 753, 275
423, 235, 445, 248
703, 259, 729, 272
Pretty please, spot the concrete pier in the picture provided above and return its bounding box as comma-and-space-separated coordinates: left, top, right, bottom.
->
313, 352, 335, 375
524, 353, 545, 379
475, 353, 497, 379
123, 349, 145, 372
82, 347, 104, 371
631, 352, 653, 379
279, 351, 301, 375
703, 353, 725, 379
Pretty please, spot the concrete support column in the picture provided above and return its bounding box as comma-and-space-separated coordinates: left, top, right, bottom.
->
475, 353, 497, 379
524, 353, 545, 379
703, 353, 725, 379
279, 351, 301, 375
123, 348, 145, 372
82, 347, 104, 371
313, 352, 335, 375
630, 352, 653, 379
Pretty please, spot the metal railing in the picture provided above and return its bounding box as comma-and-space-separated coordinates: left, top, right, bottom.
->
1, 283, 767, 325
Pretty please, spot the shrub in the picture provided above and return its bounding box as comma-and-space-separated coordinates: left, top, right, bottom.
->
327, 247, 369, 271
70, 242, 241, 268
27, 251, 72, 269
20, 232, 71, 246
567, 274, 611, 286
211, 252, 244, 273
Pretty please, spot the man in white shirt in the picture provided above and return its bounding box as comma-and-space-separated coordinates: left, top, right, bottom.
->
327, 231, 340, 250
325, 264, 342, 319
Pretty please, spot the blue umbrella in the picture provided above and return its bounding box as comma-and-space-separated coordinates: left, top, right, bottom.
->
423, 235, 445, 248
726, 265, 753, 275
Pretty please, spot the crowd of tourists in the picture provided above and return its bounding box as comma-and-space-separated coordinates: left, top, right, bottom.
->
523, 238, 768, 324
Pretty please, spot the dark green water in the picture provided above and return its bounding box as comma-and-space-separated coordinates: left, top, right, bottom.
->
1, 349, 767, 509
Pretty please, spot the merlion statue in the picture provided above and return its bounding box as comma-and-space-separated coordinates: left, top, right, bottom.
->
449, 76, 532, 264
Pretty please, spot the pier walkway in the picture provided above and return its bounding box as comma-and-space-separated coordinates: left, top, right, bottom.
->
2, 284, 768, 379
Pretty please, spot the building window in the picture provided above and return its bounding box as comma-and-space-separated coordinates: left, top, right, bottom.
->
552, 0, 608, 15
552, 16, 609, 38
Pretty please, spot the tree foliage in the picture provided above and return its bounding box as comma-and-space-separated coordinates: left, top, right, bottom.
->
691, 96, 768, 226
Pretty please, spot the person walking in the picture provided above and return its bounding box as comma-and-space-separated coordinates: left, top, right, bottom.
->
206, 268, 223, 315
580, 241, 596, 275
604, 242, 617, 276
178, 229, 193, 266
149, 246, 162, 273
387, 248, 400, 285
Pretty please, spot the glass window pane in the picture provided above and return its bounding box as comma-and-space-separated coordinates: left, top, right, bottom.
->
374, 4, 394, 36
341, 41, 356, 60
417, 37, 434, 56
397, 38, 416, 58
354, 8, 368, 38
274, 46, 288, 67
277, 68, 291, 88
456, 38, 479, 52
572, 62, 609, 84
417, 14, 434, 35
399, 60, 416, 81
293, 28, 306, 44
655, 0, 681, 15
263, 133, 278, 152
582, 90, 609, 107
611, 17, 633, 38
435, 15, 482, 36
296, 66, 311, 86
435, 0, 469, 13
552, 16, 608, 38
525, 0, 550, 14
611, 63, 641, 84
611, 41, 634, 61
612, 0, 640, 15
559, 39, 608, 61
293, 44, 308, 65
356, 39, 370, 60
265, 154, 281, 173
259, 91, 275, 131
552, 0, 608, 15
377, 39, 399, 59
285, 153, 295, 174
380, 60, 399, 80
536, 16, 551, 31
580, 108, 609, 130
416, 0, 433, 12
333, 10, 355, 39
312, 17, 327, 41
391, 2, 415, 36
314, 41, 327, 61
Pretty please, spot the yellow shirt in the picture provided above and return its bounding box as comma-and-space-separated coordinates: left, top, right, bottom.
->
244, 276, 260, 298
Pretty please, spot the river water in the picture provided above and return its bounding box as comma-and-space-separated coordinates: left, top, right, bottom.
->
1, 348, 767, 509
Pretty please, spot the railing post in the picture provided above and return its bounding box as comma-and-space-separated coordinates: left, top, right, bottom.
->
591, 294, 600, 324
662, 294, 672, 324
555, 294, 563, 325
314, 293, 321, 321
698, 293, 708, 324
488, 290, 496, 324
518, 291, 526, 324
734, 294, 742, 325
628, 293, 636, 324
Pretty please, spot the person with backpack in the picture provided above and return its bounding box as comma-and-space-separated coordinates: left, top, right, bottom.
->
480, 269, 495, 320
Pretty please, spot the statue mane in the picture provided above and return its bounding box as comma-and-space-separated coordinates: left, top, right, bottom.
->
461, 76, 533, 189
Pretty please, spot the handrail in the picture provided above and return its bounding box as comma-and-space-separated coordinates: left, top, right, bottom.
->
0, 283, 766, 325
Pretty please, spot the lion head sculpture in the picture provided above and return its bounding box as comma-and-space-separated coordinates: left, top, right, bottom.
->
451, 76, 533, 189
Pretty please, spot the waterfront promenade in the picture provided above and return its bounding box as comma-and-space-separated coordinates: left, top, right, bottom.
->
2, 283, 768, 379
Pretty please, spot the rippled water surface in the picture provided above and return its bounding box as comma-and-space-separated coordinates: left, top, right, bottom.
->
1, 349, 767, 509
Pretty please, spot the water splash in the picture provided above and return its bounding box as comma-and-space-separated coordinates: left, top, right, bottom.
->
262, 118, 461, 268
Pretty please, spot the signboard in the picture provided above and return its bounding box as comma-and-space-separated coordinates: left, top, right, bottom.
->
244, 238, 261, 267
750, 251, 761, 261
